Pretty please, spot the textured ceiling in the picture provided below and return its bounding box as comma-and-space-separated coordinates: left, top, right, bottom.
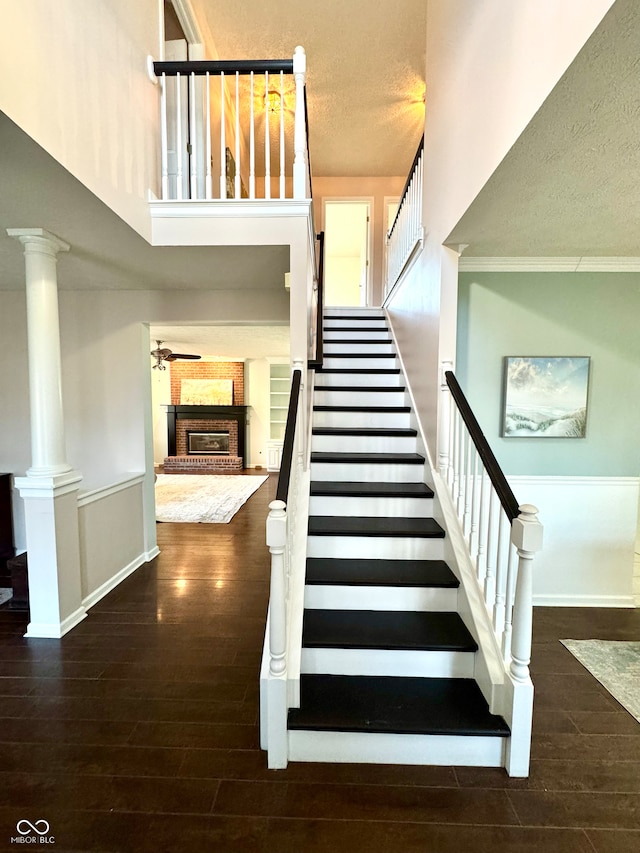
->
190, 0, 427, 177
446, 0, 640, 258
149, 323, 289, 359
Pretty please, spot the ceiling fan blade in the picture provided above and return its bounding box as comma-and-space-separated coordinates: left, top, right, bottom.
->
166, 353, 201, 361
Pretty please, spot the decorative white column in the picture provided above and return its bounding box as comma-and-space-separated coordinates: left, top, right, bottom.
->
266, 499, 288, 768
7, 228, 86, 639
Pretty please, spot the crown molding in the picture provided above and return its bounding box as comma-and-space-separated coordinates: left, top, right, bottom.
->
458, 256, 640, 272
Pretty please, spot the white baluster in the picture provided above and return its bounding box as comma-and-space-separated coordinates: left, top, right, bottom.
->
205, 72, 212, 199
457, 424, 466, 520
476, 465, 488, 584
493, 510, 508, 637
160, 73, 169, 199
235, 72, 240, 199
502, 542, 518, 661
249, 71, 256, 199
451, 409, 460, 509
220, 72, 226, 198
463, 434, 472, 537
176, 73, 183, 200
468, 446, 479, 555
279, 70, 285, 199
510, 505, 543, 683
189, 72, 197, 199
438, 362, 452, 479
266, 498, 288, 768
292, 45, 307, 198
264, 71, 271, 199
484, 488, 497, 605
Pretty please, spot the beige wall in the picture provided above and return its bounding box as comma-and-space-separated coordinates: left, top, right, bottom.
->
0, 0, 161, 240
387, 0, 616, 462
313, 176, 405, 306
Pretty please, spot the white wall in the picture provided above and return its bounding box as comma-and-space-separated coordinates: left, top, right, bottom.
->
0, 0, 161, 240
246, 359, 271, 468
386, 0, 616, 462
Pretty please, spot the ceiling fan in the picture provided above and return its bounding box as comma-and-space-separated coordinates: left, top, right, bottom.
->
150, 340, 201, 370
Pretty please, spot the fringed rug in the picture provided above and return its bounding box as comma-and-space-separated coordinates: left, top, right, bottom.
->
155, 474, 268, 524
561, 639, 640, 723
0, 588, 12, 607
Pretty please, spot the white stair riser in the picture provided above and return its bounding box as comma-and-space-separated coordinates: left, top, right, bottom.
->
314, 390, 407, 406
288, 730, 505, 767
312, 410, 411, 429
301, 647, 474, 678
324, 318, 386, 327
304, 584, 457, 611
307, 535, 445, 560
324, 331, 391, 342
311, 462, 425, 482
316, 372, 401, 387
309, 495, 434, 517
323, 356, 397, 370
311, 434, 417, 453
323, 341, 394, 354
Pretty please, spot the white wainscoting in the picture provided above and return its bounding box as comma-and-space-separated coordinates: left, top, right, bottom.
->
508, 476, 640, 608
77, 474, 148, 609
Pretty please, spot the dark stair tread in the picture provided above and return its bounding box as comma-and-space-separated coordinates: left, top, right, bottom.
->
314, 385, 406, 392
313, 405, 410, 413
317, 368, 401, 375
323, 353, 396, 359
312, 427, 417, 437
310, 481, 433, 498
302, 610, 476, 652
324, 315, 385, 321
308, 516, 445, 538
324, 326, 388, 331
324, 337, 391, 342
311, 452, 424, 464
305, 558, 458, 588
288, 675, 510, 737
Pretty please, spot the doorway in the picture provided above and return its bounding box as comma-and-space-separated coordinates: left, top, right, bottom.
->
323, 200, 372, 307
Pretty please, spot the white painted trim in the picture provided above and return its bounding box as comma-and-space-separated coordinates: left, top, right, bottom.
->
145, 546, 161, 561
25, 606, 87, 639
149, 199, 313, 219
301, 647, 475, 678
508, 475, 639, 488
82, 552, 148, 611
15, 470, 83, 498
171, 0, 204, 45
534, 594, 635, 608
458, 256, 640, 272
77, 473, 145, 507
288, 729, 505, 767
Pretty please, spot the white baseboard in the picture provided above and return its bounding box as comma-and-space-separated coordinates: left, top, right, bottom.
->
25, 605, 87, 639
145, 546, 161, 561
82, 553, 147, 611
534, 594, 636, 608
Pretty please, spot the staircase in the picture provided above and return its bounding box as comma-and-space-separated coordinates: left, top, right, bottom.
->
286, 307, 510, 767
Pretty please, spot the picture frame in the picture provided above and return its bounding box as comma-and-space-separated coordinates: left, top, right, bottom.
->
502, 356, 590, 438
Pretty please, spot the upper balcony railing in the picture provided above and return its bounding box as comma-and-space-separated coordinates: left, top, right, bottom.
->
153, 47, 310, 202
385, 135, 424, 298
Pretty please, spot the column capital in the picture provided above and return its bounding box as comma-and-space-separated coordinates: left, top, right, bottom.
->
7, 228, 70, 256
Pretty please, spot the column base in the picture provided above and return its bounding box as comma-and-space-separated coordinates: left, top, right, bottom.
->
25, 605, 87, 639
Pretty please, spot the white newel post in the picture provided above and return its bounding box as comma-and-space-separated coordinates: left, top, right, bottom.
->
266, 499, 288, 768
7, 228, 86, 639
438, 361, 453, 479
506, 503, 543, 776
292, 45, 307, 199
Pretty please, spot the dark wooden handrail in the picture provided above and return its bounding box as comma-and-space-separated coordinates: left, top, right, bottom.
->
445, 371, 520, 522
303, 85, 313, 201
276, 369, 302, 504
388, 135, 424, 240
154, 59, 294, 77
308, 231, 325, 370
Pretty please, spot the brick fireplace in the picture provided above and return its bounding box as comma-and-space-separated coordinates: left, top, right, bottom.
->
164, 405, 247, 473
163, 361, 247, 473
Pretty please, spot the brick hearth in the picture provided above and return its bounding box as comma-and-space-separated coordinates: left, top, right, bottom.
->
163, 455, 243, 473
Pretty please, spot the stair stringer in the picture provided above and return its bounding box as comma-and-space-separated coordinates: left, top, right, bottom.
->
382, 309, 508, 716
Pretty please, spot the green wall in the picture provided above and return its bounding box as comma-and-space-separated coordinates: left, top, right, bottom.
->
456, 271, 640, 476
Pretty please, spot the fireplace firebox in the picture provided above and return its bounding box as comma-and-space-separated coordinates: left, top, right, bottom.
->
187, 430, 229, 455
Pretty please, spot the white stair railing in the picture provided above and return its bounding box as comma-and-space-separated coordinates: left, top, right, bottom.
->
385, 136, 424, 296
154, 47, 310, 201
439, 364, 543, 776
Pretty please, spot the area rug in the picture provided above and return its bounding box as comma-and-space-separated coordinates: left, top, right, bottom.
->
155, 474, 268, 524
561, 639, 640, 723
0, 588, 12, 607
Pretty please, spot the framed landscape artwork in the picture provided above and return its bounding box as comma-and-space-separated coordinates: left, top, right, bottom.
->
502, 356, 590, 438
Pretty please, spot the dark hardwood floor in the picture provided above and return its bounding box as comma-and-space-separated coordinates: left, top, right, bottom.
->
0, 472, 639, 852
